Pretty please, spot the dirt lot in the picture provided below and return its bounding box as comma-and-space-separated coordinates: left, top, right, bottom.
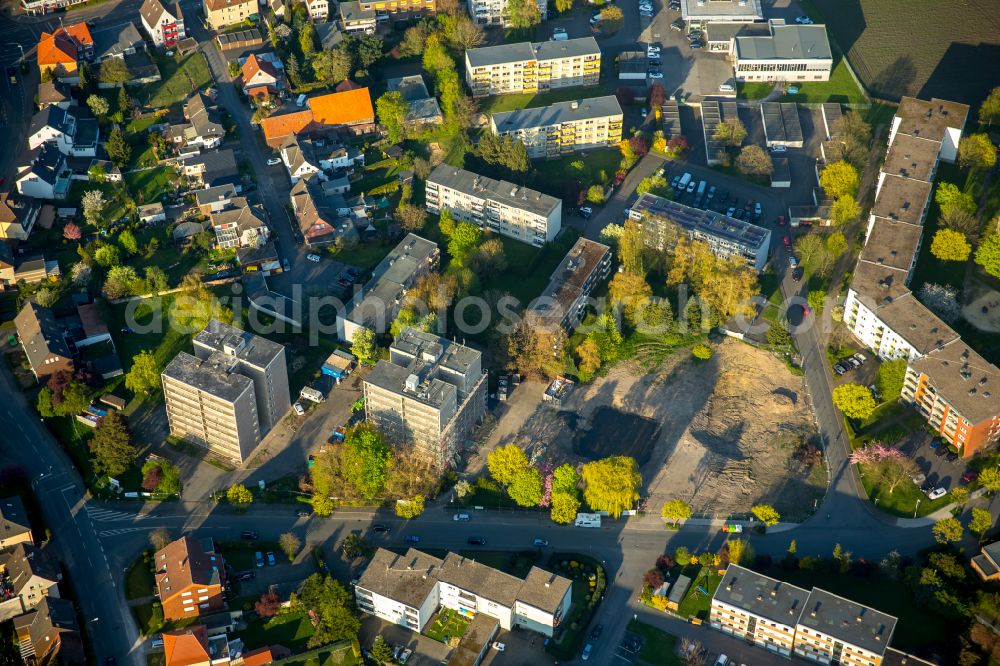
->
476, 338, 825, 519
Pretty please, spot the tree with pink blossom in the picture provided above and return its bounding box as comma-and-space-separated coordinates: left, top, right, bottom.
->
849, 442, 919, 494
63, 222, 82, 241
538, 462, 554, 508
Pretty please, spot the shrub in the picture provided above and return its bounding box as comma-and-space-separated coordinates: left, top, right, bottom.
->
691, 343, 713, 360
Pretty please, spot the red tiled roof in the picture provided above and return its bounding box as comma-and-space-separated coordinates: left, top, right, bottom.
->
37, 24, 93, 67
308, 87, 374, 127
163, 626, 209, 666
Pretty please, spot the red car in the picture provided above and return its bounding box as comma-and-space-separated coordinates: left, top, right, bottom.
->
962, 470, 978, 483
777, 215, 786, 226
802, 305, 812, 316
783, 235, 791, 247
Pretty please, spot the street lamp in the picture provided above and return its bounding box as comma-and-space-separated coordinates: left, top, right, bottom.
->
913, 498, 921, 519
6, 43, 25, 64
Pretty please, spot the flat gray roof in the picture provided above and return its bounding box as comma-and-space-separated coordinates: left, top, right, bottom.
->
714, 565, 810, 626
427, 163, 560, 218
895, 97, 969, 142
881, 134, 941, 182
874, 294, 958, 356
492, 95, 622, 132
631, 192, 770, 251
162, 351, 254, 403
682, 0, 762, 20
466, 37, 600, 69
849, 260, 910, 310
736, 24, 832, 61
194, 320, 284, 370
871, 175, 932, 226
393, 327, 481, 378
798, 588, 896, 656
859, 218, 922, 273
356, 548, 444, 610
531, 36, 601, 61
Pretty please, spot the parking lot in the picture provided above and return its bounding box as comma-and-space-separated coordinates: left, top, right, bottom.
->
902, 430, 973, 497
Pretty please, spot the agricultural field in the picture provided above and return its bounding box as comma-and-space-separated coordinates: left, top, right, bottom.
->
808, 0, 1000, 104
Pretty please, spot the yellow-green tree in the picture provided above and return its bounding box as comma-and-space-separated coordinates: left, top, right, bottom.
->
487, 444, 529, 486
227, 484, 253, 507
932, 517, 963, 544
830, 195, 861, 226
581, 456, 641, 518
394, 495, 425, 519
930, 229, 971, 262
832, 383, 877, 420
751, 504, 780, 526
958, 133, 998, 170
970, 507, 993, 538
819, 160, 860, 199
508, 468, 543, 507
609, 271, 653, 327
661, 499, 692, 527
551, 492, 581, 524
576, 338, 602, 381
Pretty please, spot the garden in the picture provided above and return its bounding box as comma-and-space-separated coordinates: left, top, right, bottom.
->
132, 52, 213, 110
544, 554, 607, 660
625, 620, 683, 666
423, 607, 470, 644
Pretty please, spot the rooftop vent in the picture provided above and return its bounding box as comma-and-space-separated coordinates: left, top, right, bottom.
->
571, 101, 579, 110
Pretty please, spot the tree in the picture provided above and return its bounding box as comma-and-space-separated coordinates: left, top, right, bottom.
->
636, 174, 668, 196
488, 444, 529, 486
341, 425, 393, 498
726, 539, 753, 567
981, 86, 1000, 125
149, 528, 172, 550
874, 359, 907, 401
979, 467, 1000, 492
505, 319, 567, 379
932, 517, 963, 544
691, 343, 713, 360
661, 499, 692, 527
550, 491, 581, 524
930, 229, 971, 261
807, 290, 826, 312
448, 222, 482, 262
355, 34, 383, 69
712, 118, 747, 147
255, 590, 281, 618
82, 190, 107, 228
648, 83, 666, 109
36, 388, 55, 418
935, 182, 977, 217
833, 383, 877, 420
142, 459, 180, 495
171, 274, 233, 332
601, 4, 623, 21
71, 262, 92, 287
849, 443, 919, 494
454, 480, 472, 499
119, 229, 138, 255
958, 133, 997, 170
445, 15, 485, 50
766, 320, 792, 348
940, 205, 980, 238
735, 145, 773, 176
422, 34, 452, 75
819, 161, 860, 199
371, 635, 394, 664
90, 411, 137, 478
503, 0, 541, 29
751, 504, 780, 526
394, 203, 427, 232
312, 49, 352, 86
226, 484, 254, 507
351, 328, 377, 364
609, 271, 652, 327
552, 464, 579, 497
508, 467, 543, 507
227, 61, 242, 79
395, 494, 425, 519
295, 574, 360, 648
794, 234, 833, 276
35, 288, 59, 308
975, 233, 1000, 279
286, 53, 302, 87
376, 91, 408, 144
825, 231, 848, 257
581, 456, 641, 518
145, 266, 169, 295
553, 0, 573, 11
280, 532, 301, 561
99, 58, 130, 85
917, 283, 961, 323
971, 507, 993, 538
105, 127, 131, 167
86, 95, 110, 119
125, 350, 161, 395
63, 222, 82, 242
103, 265, 140, 299
299, 21, 316, 58
586, 184, 605, 204
830, 195, 861, 226
576, 337, 602, 380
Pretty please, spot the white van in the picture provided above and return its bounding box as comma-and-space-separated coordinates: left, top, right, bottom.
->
718, 83, 735, 93
296, 93, 307, 108
697, 180, 707, 196
677, 172, 692, 190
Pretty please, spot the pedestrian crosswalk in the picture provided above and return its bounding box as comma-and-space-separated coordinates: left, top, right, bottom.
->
84, 505, 148, 523
97, 527, 153, 538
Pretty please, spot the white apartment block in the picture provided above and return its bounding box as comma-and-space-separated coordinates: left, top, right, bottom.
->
490, 96, 623, 159
425, 164, 562, 247
355, 548, 572, 637
364, 328, 487, 468
140, 0, 185, 47
733, 20, 832, 83
464, 38, 601, 98
711, 565, 807, 657
794, 588, 896, 666
306, 0, 328, 20
468, 0, 546, 27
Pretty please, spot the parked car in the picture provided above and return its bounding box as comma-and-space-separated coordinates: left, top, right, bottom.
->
532, 538, 549, 547
492, 643, 506, 652
281, 258, 290, 272
714, 656, 729, 666
670, 18, 685, 30
934, 445, 948, 457
852, 352, 867, 365
868, 384, 882, 402
582, 644, 593, 661
240, 530, 259, 540
946, 452, 960, 463
404, 535, 421, 543
306, 253, 321, 262
686, 180, 697, 193
266, 551, 276, 566
589, 624, 604, 640
927, 487, 947, 500
589, 14, 601, 25
788, 255, 799, 268
579, 206, 593, 219
647, 44, 661, 56
792, 266, 804, 281
671, 175, 681, 189
640, 108, 648, 118
453, 513, 470, 521
6, 66, 17, 85
399, 649, 412, 664
689, 40, 704, 49
783, 235, 791, 247
254, 551, 264, 568
296, 509, 311, 517
911, 472, 926, 486
777, 215, 787, 226
771, 145, 788, 154
726, 207, 736, 217
963, 470, 979, 483
847, 356, 861, 369
236, 570, 255, 581
687, 30, 703, 40
707, 185, 717, 200
833, 362, 847, 375
794, 15, 814, 24
647, 69, 664, 79
293, 402, 306, 416
467, 537, 487, 545
266, 157, 281, 166
371, 524, 391, 533
754, 202, 762, 217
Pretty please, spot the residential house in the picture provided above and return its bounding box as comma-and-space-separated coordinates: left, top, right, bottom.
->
464, 38, 601, 97
356, 0, 434, 22
0, 543, 61, 613
167, 93, 225, 151
208, 197, 269, 249
163, 625, 210, 666
141, 0, 186, 47
468, 0, 545, 27
490, 96, 623, 159
236, 241, 280, 274
364, 328, 489, 467
203, 0, 257, 30
386, 75, 443, 127
13, 301, 73, 382
242, 646, 291, 666
138, 202, 167, 224
13, 597, 84, 666
89, 159, 122, 182
0, 191, 41, 241
37, 24, 93, 77
0, 496, 32, 549
179, 149, 240, 189
306, 0, 328, 21
154, 536, 227, 621
36, 81, 73, 110
16, 144, 70, 201
316, 21, 343, 49
258, 110, 314, 149
339, 2, 377, 33
259, 88, 375, 147
194, 184, 237, 214
27, 106, 99, 158
289, 175, 356, 246
0, 251, 61, 289
732, 19, 833, 83
280, 134, 363, 184
973, 541, 1000, 582
524, 238, 612, 332
241, 53, 286, 101
91, 21, 144, 62
356, 548, 572, 637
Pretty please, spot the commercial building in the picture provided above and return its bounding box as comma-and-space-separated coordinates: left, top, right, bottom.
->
711, 566, 897, 666
468, 0, 546, 27
141, 0, 185, 47
364, 328, 487, 467
464, 38, 601, 98
355, 548, 571, 636
154, 536, 226, 622
525, 237, 611, 331
733, 20, 833, 83
760, 102, 803, 148
425, 164, 562, 247
162, 321, 288, 464
629, 192, 772, 271
203, 0, 257, 30
490, 96, 623, 159
337, 234, 439, 341
681, 0, 762, 24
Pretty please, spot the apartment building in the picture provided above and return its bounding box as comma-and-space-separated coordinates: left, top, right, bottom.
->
154, 536, 226, 622
355, 548, 572, 636
425, 164, 562, 247
356, 0, 435, 21
140, 0, 185, 47
490, 96, 623, 159
710, 566, 897, 666
464, 38, 601, 98
525, 237, 611, 332
203, 0, 257, 30
733, 20, 833, 83
337, 233, 439, 341
901, 342, 1000, 457
711, 565, 808, 657
468, 0, 545, 26
972, 541, 1000, 582
629, 192, 772, 271
364, 328, 487, 467
162, 321, 288, 463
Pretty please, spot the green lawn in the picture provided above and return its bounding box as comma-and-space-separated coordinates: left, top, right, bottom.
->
125, 166, 179, 206
538, 149, 622, 198
131, 601, 164, 637
326, 240, 393, 271
777, 58, 867, 105
491, 230, 581, 307
737, 81, 774, 100
478, 87, 600, 116
424, 608, 471, 643
674, 567, 722, 621
135, 52, 212, 109
235, 611, 315, 651
127, 226, 206, 287
66, 180, 128, 224
625, 620, 683, 666
857, 463, 951, 518
125, 556, 154, 600
273, 643, 361, 666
